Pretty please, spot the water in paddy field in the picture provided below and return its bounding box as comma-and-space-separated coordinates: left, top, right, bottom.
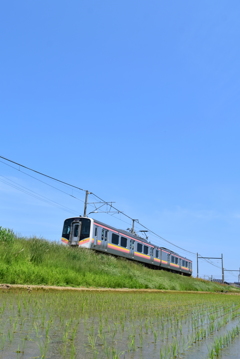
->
1, 289, 240, 359
180, 317, 240, 359
223, 339, 240, 359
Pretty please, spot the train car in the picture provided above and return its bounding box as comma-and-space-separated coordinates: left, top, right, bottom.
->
61, 216, 192, 276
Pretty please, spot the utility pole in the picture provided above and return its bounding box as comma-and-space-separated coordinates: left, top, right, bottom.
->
197, 254, 224, 283
130, 219, 138, 234
197, 253, 199, 278
83, 190, 91, 217
221, 254, 224, 283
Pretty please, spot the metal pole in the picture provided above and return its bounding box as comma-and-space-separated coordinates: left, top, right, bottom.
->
221, 254, 224, 283
197, 253, 199, 278
83, 191, 90, 217
131, 219, 137, 234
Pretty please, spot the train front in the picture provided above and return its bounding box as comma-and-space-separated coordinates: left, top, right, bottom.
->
61, 217, 93, 248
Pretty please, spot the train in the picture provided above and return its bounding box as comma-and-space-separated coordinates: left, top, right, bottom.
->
61, 216, 192, 276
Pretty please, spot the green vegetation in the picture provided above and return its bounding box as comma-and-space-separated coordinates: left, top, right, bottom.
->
1, 290, 240, 359
209, 325, 240, 358
0, 226, 238, 292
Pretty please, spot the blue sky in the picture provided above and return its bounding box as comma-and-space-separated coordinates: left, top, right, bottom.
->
1, 1, 240, 281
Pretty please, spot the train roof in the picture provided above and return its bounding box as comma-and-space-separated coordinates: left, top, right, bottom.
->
92, 219, 191, 261
93, 218, 149, 243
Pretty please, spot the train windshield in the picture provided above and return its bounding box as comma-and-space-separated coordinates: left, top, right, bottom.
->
62, 218, 91, 241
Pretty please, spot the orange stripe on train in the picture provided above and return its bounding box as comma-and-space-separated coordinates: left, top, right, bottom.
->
108, 243, 130, 253
134, 252, 150, 259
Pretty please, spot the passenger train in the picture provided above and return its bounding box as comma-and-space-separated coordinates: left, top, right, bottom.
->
61, 216, 192, 276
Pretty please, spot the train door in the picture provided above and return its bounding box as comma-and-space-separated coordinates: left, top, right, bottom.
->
167, 253, 170, 267
69, 221, 82, 246
101, 229, 108, 250
159, 249, 162, 267
130, 239, 135, 258
150, 247, 154, 263
94, 225, 98, 246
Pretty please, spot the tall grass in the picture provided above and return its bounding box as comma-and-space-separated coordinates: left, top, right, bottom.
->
0, 227, 238, 291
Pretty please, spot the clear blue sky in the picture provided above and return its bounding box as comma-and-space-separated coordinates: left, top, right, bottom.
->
1, 1, 240, 281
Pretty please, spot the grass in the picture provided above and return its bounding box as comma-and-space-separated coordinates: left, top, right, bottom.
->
0, 226, 238, 292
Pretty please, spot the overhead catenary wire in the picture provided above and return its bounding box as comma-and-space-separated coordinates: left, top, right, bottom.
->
0, 155, 227, 272
0, 156, 136, 225
90, 192, 196, 255
0, 156, 86, 192
0, 155, 209, 256
0, 175, 77, 215
0, 159, 86, 204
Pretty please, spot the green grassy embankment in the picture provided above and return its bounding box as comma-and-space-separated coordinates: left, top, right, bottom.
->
0, 227, 238, 292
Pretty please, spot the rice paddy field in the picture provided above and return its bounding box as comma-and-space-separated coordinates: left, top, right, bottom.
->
1, 288, 240, 359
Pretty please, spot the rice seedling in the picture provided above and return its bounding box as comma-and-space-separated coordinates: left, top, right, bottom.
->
208, 325, 240, 358
0, 289, 240, 358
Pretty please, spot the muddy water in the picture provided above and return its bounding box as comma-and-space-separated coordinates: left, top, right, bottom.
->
0, 289, 240, 359
180, 317, 240, 359
223, 339, 240, 358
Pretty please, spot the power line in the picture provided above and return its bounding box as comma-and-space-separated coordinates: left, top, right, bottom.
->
0, 156, 86, 192
0, 156, 136, 224
1, 155, 236, 277
0, 175, 77, 214
0, 159, 86, 204
0, 155, 204, 256
0, 155, 231, 274
89, 192, 195, 254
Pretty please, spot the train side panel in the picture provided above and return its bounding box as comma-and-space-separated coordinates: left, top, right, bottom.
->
62, 217, 192, 276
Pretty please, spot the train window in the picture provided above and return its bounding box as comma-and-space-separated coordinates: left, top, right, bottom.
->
74, 225, 79, 237
156, 250, 159, 258
144, 245, 148, 255
171, 256, 174, 263
186, 262, 188, 268
101, 229, 104, 240
95, 227, 98, 236
63, 218, 90, 241
137, 243, 142, 252
175, 257, 178, 265
112, 233, 119, 245
121, 237, 127, 248
104, 230, 108, 241
79, 218, 91, 240
62, 219, 72, 237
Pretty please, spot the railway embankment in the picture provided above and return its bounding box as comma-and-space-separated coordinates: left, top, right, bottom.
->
0, 226, 239, 292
